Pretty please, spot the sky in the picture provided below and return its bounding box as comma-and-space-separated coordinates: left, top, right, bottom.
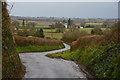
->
7, 1, 119, 18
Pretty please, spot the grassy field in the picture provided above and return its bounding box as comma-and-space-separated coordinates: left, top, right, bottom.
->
19, 25, 50, 28
80, 28, 106, 33
86, 23, 103, 26
17, 45, 64, 53
44, 28, 106, 39
18, 27, 107, 40
18, 29, 30, 31
43, 29, 56, 32
44, 33, 63, 39
66, 28, 106, 34
35, 25, 50, 28
79, 28, 92, 33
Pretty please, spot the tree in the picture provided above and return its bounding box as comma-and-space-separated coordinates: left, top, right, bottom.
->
22, 19, 25, 26
68, 18, 73, 28
91, 27, 103, 35
49, 24, 55, 38
54, 22, 65, 33
80, 22, 86, 27
2, 2, 24, 78
29, 27, 36, 36
67, 18, 75, 32
30, 22, 36, 27
62, 19, 67, 23
69, 24, 78, 32
35, 28, 44, 38
12, 20, 20, 28
12, 20, 20, 34
102, 22, 111, 28
85, 25, 94, 28
91, 30, 94, 34
26, 22, 36, 28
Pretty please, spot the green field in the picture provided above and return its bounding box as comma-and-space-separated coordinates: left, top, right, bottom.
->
44, 28, 107, 39
80, 28, 93, 33
43, 29, 56, 32
19, 29, 30, 31
86, 23, 103, 25
18, 27, 107, 39
66, 28, 106, 34
35, 25, 50, 28
19, 25, 50, 28
80, 28, 106, 33
44, 33, 63, 40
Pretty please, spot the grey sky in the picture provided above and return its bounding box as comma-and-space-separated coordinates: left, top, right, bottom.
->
8, 2, 118, 18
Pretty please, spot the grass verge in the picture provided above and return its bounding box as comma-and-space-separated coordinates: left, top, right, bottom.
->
17, 45, 65, 53
46, 43, 120, 79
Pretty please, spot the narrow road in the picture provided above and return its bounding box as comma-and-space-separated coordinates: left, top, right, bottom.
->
19, 43, 86, 78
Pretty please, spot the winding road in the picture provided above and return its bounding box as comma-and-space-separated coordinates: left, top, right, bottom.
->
19, 43, 86, 78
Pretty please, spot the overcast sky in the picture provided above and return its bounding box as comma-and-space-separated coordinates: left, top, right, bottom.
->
8, 2, 118, 18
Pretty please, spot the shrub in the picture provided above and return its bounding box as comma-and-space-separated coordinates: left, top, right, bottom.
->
54, 22, 65, 33
62, 30, 88, 43
91, 27, 103, 35
15, 36, 63, 47
71, 35, 105, 51
15, 36, 64, 52
17, 30, 29, 37
35, 28, 45, 38
103, 23, 120, 43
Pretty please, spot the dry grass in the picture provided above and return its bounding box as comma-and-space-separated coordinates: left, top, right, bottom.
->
15, 36, 63, 47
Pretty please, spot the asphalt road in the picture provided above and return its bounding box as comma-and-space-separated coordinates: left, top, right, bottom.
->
19, 43, 86, 78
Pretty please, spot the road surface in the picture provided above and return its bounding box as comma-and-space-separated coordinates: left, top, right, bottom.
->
19, 43, 86, 78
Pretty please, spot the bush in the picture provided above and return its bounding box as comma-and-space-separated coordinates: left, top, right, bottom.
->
15, 36, 64, 52
62, 30, 88, 43
56, 27, 65, 33
71, 35, 105, 51
54, 22, 65, 33
103, 23, 120, 43
15, 36, 63, 47
17, 30, 29, 37
35, 28, 45, 38
91, 27, 103, 35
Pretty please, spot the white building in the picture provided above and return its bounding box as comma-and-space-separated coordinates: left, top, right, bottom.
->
80, 26, 84, 29
64, 23, 68, 28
